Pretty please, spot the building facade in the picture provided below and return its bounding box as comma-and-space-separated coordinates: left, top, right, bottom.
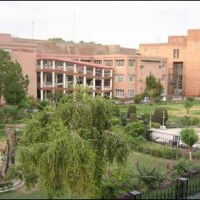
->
139, 29, 200, 97
0, 33, 167, 102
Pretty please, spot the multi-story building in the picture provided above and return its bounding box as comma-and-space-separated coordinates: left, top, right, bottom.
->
36, 55, 113, 100
0, 33, 167, 102
139, 29, 200, 97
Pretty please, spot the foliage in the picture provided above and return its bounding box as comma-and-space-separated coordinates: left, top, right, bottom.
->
3, 61, 29, 106
133, 94, 143, 104
46, 90, 64, 105
0, 49, 11, 104
180, 117, 200, 127
48, 38, 66, 42
152, 108, 168, 125
38, 100, 50, 111
101, 168, 135, 199
124, 121, 146, 138
18, 88, 130, 199
183, 98, 194, 116
18, 96, 38, 111
150, 122, 161, 128
6, 165, 22, 180
180, 128, 198, 160
127, 105, 137, 118
134, 142, 182, 160
135, 162, 165, 189
145, 74, 163, 100
111, 117, 121, 126
0, 105, 21, 124
129, 113, 137, 122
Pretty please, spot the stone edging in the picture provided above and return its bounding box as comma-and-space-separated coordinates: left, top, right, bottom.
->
0, 179, 24, 193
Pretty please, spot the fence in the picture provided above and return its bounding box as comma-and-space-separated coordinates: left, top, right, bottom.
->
119, 174, 200, 199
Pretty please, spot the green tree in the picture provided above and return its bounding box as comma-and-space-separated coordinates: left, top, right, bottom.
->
152, 108, 168, 125
133, 94, 143, 104
145, 74, 163, 102
18, 87, 129, 199
0, 49, 10, 105
3, 61, 29, 106
183, 98, 194, 117
124, 121, 146, 138
180, 128, 198, 161
127, 105, 137, 118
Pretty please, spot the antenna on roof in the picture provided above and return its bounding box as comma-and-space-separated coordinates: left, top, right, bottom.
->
73, 11, 76, 43
32, 20, 34, 39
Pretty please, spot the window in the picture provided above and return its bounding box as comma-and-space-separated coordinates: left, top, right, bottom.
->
115, 74, 124, 82
128, 90, 134, 97
128, 74, 135, 82
128, 59, 135, 67
173, 49, 179, 58
115, 59, 125, 66
104, 60, 113, 66
162, 75, 166, 81
94, 60, 102, 64
115, 89, 124, 97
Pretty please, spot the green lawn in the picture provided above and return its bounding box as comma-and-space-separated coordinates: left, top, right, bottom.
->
120, 102, 200, 119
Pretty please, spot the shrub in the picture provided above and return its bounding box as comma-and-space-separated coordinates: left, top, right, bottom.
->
180, 117, 200, 126
127, 105, 137, 118
152, 108, 168, 125
133, 95, 143, 104
111, 117, 121, 126
150, 122, 160, 128
38, 100, 49, 110
129, 113, 137, 122
124, 121, 146, 138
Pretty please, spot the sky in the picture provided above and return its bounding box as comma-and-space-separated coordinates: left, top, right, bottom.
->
1, 1, 200, 48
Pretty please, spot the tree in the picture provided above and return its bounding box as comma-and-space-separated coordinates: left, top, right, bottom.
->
18, 87, 129, 199
183, 98, 194, 117
3, 61, 29, 106
180, 128, 198, 161
145, 74, 163, 102
152, 108, 168, 125
127, 105, 137, 118
124, 121, 146, 138
133, 94, 143, 104
0, 49, 10, 105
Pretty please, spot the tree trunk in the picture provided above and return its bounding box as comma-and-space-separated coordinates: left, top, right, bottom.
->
189, 147, 192, 161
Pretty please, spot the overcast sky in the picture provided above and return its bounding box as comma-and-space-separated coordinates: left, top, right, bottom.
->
1, 1, 200, 48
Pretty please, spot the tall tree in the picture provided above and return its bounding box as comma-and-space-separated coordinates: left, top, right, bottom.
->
180, 128, 198, 161
18, 87, 129, 199
3, 61, 29, 106
145, 73, 163, 102
0, 49, 10, 105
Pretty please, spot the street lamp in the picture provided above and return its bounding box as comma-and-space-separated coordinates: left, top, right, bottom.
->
176, 177, 188, 199
129, 190, 142, 199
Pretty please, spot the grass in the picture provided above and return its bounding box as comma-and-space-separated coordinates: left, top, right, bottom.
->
120, 102, 200, 119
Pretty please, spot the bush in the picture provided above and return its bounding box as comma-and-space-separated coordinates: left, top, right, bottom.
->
129, 113, 137, 122
152, 108, 168, 125
133, 95, 143, 104
111, 117, 121, 126
150, 122, 161, 128
38, 100, 49, 110
111, 104, 120, 117
127, 105, 137, 118
180, 117, 200, 126
124, 121, 146, 138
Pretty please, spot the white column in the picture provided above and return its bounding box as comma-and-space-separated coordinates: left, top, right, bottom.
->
93, 67, 96, 97
110, 69, 113, 99
73, 64, 77, 89
101, 69, 104, 97
40, 60, 44, 100
63, 62, 66, 94
83, 66, 87, 87
52, 60, 55, 88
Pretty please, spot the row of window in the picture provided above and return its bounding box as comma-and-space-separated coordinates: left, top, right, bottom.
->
94, 59, 135, 67
115, 74, 135, 82
115, 89, 135, 97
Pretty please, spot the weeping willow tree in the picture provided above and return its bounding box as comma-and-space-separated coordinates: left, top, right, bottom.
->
18, 87, 130, 199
